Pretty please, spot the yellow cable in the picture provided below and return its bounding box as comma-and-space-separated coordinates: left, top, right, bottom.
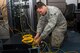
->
22, 34, 34, 44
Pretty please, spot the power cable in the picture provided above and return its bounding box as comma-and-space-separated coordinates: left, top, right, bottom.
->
24, 9, 36, 33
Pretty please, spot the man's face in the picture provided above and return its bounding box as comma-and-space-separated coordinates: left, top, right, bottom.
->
37, 6, 47, 15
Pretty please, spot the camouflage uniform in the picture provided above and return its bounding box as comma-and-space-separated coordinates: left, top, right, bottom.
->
37, 6, 67, 47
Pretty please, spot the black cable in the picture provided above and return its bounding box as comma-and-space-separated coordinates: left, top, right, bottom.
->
24, 9, 36, 33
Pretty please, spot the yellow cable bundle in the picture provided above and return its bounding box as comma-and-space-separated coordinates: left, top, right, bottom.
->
22, 34, 33, 38
22, 34, 34, 44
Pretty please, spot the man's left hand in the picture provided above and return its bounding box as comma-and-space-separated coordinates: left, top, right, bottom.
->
33, 36, 41, 46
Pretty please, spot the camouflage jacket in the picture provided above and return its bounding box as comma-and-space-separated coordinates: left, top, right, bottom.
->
37, 6, 67, 39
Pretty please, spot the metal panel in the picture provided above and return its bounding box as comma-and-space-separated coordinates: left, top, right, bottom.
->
48, 2, 66, 8
48, 3, 66, 8
48, 2, 66, 13
48, 0, 65, 2
47, 0, 66, 13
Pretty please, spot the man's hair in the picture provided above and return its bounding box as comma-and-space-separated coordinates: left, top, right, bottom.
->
35, 1, 46, 9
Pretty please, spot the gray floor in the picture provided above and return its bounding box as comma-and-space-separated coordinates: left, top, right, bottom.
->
61, 30, 80, 53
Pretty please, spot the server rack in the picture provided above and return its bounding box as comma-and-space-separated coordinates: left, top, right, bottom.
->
7, 0, 37, 37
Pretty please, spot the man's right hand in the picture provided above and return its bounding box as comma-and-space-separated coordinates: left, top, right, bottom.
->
34, 32, 40, 40
33, 32, 40, 46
